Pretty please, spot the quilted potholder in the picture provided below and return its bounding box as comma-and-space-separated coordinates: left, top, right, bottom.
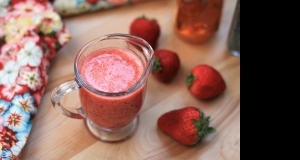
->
0, 0, 71, 159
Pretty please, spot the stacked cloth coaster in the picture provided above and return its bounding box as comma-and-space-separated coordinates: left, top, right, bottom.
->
0, 0, 71, 159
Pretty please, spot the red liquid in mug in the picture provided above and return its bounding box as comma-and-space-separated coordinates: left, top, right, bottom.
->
79, 47, 146, 130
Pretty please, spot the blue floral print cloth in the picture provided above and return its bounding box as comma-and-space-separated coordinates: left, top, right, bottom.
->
0, 0, 71, 159
52, 0, 148, 16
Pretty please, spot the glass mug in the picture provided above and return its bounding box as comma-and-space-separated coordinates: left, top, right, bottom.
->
51, 34, 154, 142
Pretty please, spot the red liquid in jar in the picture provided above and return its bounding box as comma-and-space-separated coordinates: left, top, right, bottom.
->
175, 0, 223, 44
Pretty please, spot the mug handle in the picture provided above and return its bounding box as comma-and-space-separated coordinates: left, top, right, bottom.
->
51, 78, 85, 119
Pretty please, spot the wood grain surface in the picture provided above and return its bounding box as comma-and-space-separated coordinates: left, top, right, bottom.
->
21, 0, 240, 159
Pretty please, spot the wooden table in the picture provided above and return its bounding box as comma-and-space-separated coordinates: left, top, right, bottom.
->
21, 0, 240, 159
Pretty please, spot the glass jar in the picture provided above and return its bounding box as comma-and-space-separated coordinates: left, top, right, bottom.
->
227, 0, 240, 57
174, 0, 224, 44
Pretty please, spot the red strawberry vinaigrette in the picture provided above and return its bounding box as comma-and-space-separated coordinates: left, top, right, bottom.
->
51, 34, 154, 142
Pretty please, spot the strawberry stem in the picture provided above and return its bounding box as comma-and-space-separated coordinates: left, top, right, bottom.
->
140, 15, 146, 19
152, 57, 162, 72
192, 109, 216, 145
186, 73, 197, 88
139, 15, 156, 21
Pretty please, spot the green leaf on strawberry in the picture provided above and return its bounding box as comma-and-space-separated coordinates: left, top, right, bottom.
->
186, 72, 197, 88
152, 57, 163, 72
192, 109, 216, 144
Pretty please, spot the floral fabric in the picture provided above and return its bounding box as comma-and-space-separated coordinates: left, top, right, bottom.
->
0, 0, 71, 159
52, 0, 148, 16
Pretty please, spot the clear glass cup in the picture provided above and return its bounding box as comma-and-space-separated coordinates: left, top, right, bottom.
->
51, 34, 154, 142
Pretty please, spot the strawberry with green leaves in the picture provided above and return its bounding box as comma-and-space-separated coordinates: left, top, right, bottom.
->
152, 49, 180, 83
186, 64, 226, 100
158, 106, 216, 146
129, 15, 160, 50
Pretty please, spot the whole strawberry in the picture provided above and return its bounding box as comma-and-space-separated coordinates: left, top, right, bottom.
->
186, 64, 226, 100
158, 106, 216, 146
152, 49, 180, 83
130, 15, 160, 49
